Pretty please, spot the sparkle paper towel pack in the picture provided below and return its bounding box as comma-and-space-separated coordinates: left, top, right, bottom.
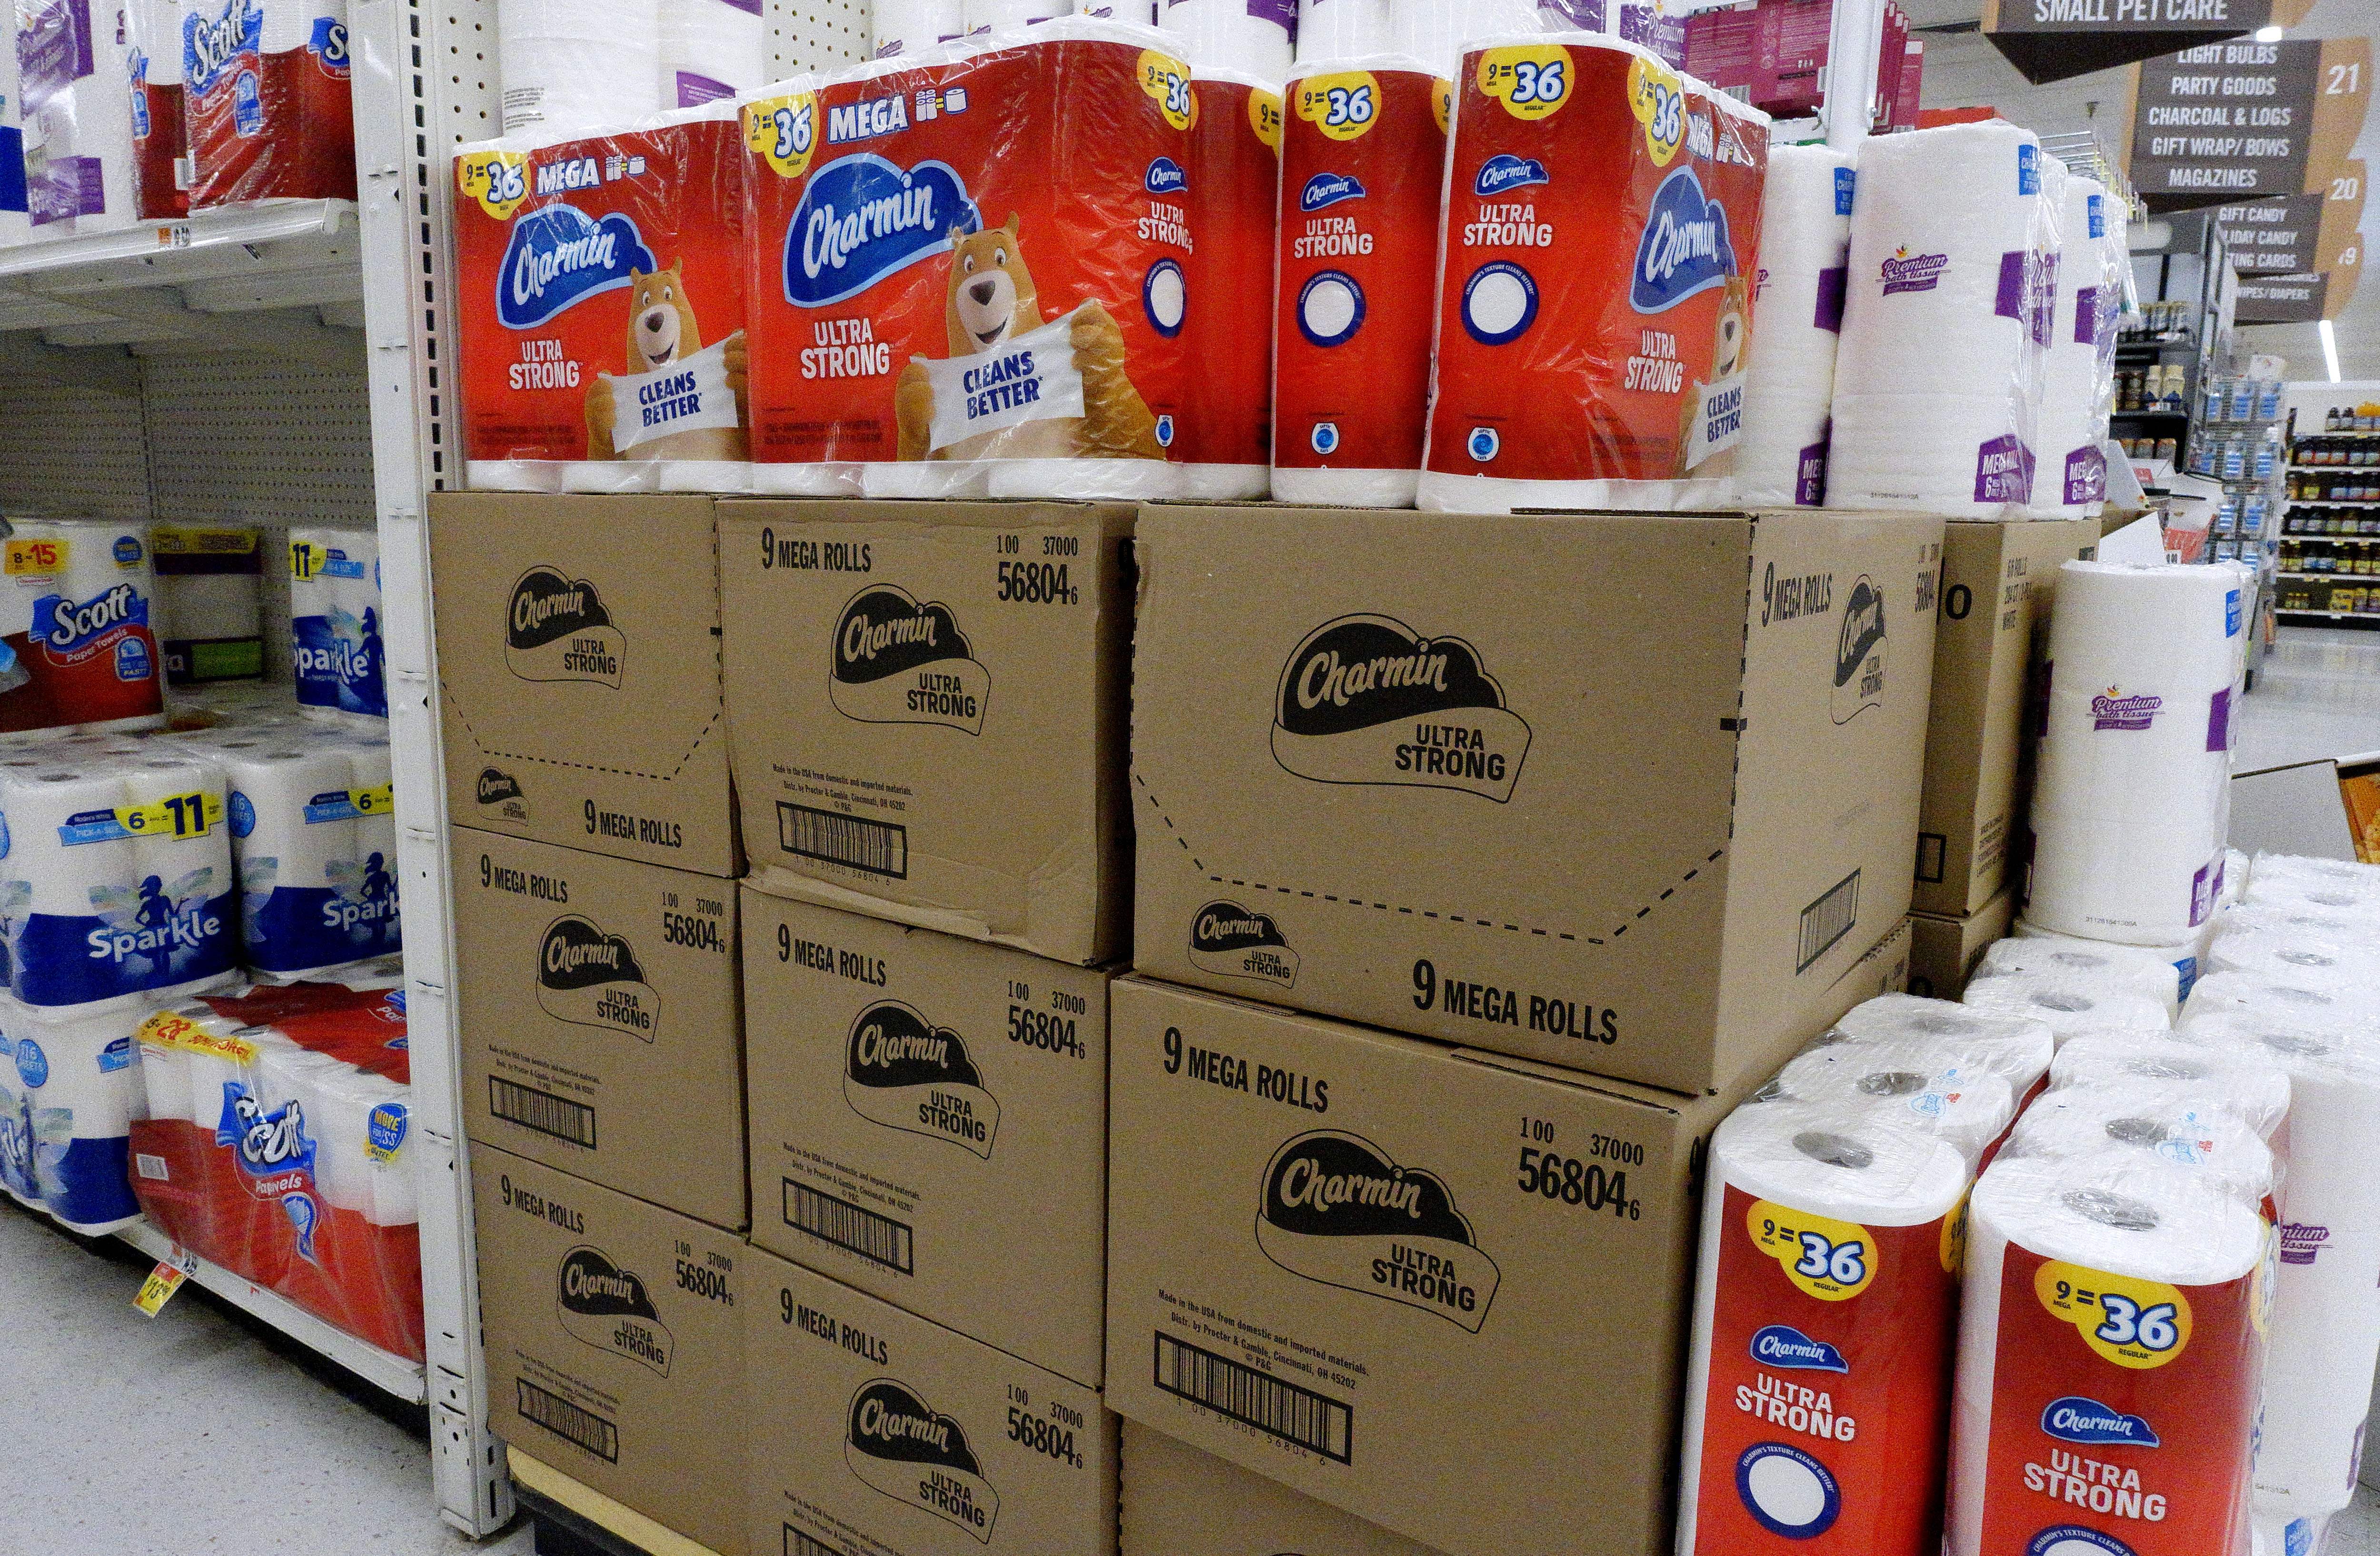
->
205, 732, 401, 978
8, 994, 147, 1231
288, 525, 385, 721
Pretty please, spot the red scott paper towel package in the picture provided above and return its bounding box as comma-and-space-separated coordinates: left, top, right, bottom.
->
129, 0, 190, 218
1178, 65, 1281, 500
178, 0, 357, 208
454, 101, 752, 493
1419, 36, 1770, 513
0, 518, 166, 734
740, 23, 1193, 502
1270, 57, 1448, 508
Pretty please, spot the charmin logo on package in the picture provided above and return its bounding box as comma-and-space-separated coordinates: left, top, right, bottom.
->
1751, 1324, 1848, 1373
504, 566, 625, 688
1271, 615, 1530, 803
783, 154, 982, 308
829, 585, 991, 734
844, 1379, 1001, 1543
555, 1246, 675, 1375
2090, 688, 2162, 732
495, 206, 658, 330
1473, 153, 1547, 197
1299, 171, 1365, 212
843, 1000, 1001, 1160
1631, 167, 1736, 315
476, 767, 529, 821
2039, 1396, 2160, 1448
1830, 575, 1887, 726
1255, 1130, 1501, 1331
1186, 900, 1299, 990
1144, 156, 1188, 195
536, 915, 661, 1040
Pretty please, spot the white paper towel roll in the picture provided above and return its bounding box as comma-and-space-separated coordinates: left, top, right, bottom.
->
2027, 562, 2241, 946
1823, 993, 2058, 1092
1765, 1041, 2017, 1163
2048, 1029, 2292, 1140
874, 0, 969, 54
1977, 932, 2183, 1017
2001, 1084, 2277, 1207
2186, 971, 2380, 1038
1296, 0, 1388, 57
1677, 1101, 1971, 1556
15, 0, 138, 235
1160, 0, 1294, 75
1385, 0, 1535, 75
2030, 175, 2110, 517
1948, 1154, 2266, 1556
2205, 922, 2380, 992
659, 0, 762, 103
1962, 971, 2171, 1047
498, 0, 665, 134
1830, 121, 2054, 519
2013, 916, 2213, 1005
1735, 144, 1853, 508
2248, 854, 2380, 911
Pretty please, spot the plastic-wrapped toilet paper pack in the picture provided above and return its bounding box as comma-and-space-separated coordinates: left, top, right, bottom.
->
0, 37, 31, 247
2028, 563, 2242, 946
1419, 36, 1772, 514
130, 977, 423, 1359
287, 525, 385, 721
1962, 971, 2171, 1047
206, 733, 401, 977
0, 517, 167, 735
1825, 993, 2058, 1098
1829, 121, 2056, 519
0, 1059, 35, 1204
2049, 1029, 2292, 1136
966, 0, 1072, 31
659, 0, 763, 105
1297, 0, 1388, 58
1387, 0, 1537, 76
2205, 923, 2380, 992
455, 103, 750, 495
179, 0, 358, 207
740, 27, 1192, 503
2242, 875, 2380, 925
2030, 175, 2112, 517
128, 0, 189, 218
0, 753, 240, 1011
2221, 848, 2250, 908
7, 993, 146, 1231
153, 523, 264, 685
1762, 1041, 2017, 1164
875, 0, 968, 55
1677, 1102, 1970, 1556
1947, 1154, 2267, 1556
2000, 1086, 2277, 1208
1175, 67, 1282, 500
1270, 52, 1445, 508
1161, 0, 1295, 76
2012, 916, 2214, 1007
2247, 853, 2380, 912
1977, 932, 2184, 1017
1731, 144, 1852, 508
16, 0, 138, 234
2185, 971, 2380, 1039
497, 0, 663, 134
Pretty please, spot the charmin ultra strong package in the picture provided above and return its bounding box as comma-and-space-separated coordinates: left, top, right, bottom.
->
740, 22, 1193, 501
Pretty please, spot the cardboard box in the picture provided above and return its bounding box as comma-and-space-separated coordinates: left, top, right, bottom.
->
1121, 1420, 1446, 1556
1829, 914, 1912, 1004
741, 887, 1111, 1386
1906, 894, 2014, 1001
453, 828, 746, 1230
744, 1247, 1118, 1556
1130, 505, 1943, 1098
429, 493, 737, 877
473, 1146, 748, 1556
1912, 517, 2100, 917
719, 500, 1132, 967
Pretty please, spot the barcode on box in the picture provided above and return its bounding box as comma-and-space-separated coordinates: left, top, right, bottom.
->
786, 1529, 851, 1556
517, 1378, 619, 1463
784, 1179, 914, 1274
135, 1153, 169, 1181
1153, 1333, 1352, 1463
1797, 868, 1862, 973
490, 1077, 597, 1148
779, 802, 907, 879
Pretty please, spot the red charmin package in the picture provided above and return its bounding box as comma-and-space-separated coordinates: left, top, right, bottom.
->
1175, 69, 1280, 497
454, 105, 750, 490
739, 26, 1191, 501
1424, 38, 1769, 510
130, 978, 423, 1363
179, 0, 357, 208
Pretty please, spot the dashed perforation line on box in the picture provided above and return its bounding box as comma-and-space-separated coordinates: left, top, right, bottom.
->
442, 690, 724, 781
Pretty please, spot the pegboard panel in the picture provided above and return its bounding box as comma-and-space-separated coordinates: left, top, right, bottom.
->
770, 0, 871, 77
141, 347, 378, 531
0, 371, 156, 520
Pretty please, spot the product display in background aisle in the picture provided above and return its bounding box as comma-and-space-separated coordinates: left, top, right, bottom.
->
152, 524, 263, 685
287, 525, 383, 723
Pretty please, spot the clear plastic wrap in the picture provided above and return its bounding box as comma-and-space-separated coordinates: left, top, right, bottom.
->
1960, 968, 2171, 1047
1760, 1038, 2017, 1164
179, 0, 358, 207
2048, 1028, 2292, 1140
1999, 1082, 2277, 1208
2186, 970, 2380, 1037
2204, 919, 2380, 992
1825, 992, 2057, 1095
1974, 931, 2182, 1017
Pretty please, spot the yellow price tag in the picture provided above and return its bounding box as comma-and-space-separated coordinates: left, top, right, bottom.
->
456, 146, 530, 221
1247, 86, 1283, 151
1295, 71, 1383, 141
349, 783, 396, 816
1626, 54, 1688, 165
1749, 1198, 1877, 1301
4, 536, 66, 577
289, 538, 325, 583
134, 1249, 198, 1317
2036, 1259, 2193, 1369
744, 90, 821, 180
1140, 50, 1194, 129
1477, 44, 1571, 122
153, 525, 258, 557
117, 791, 222, 840
1433, 76, 1454, 133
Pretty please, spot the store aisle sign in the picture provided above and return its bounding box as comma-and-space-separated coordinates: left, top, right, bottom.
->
2123, 37, 2371, 211
1982, 0, 2312, 86
2224, 156, 2362, 321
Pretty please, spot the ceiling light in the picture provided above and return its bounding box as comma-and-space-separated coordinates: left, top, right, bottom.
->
2255, 24, 2283, 40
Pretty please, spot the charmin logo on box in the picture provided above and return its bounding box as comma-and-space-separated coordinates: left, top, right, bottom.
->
844, 1379, 1001, 1543
2039, 1396, 2160, 1448
1186, 900, 1299, 990
504, 567, 625, 687
1750, 1324, 1848, 1373
494, 206, 658, 330
829, 584, 991, 734
2090, 688, 2162, 732
1473, 153, 1548, 197
843, 1000, 1001, 1160
1631, 167, 1736, 315
783, 154, 981, 308
1830, 575, 1886, 726
476, 767, 529, 821
1879, 247, 1950, 296
555, 1246, 675, 1375
536, 915, 661, 1040
1271, 614, 1530, 802
1255, 1130, 1501, 1331
1299, 171, 1365, 212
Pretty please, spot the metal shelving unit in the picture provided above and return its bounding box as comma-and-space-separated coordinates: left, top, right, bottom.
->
2276, 423, 2380, 630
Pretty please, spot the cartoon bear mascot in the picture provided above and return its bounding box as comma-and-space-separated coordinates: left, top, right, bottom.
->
583, 263, 748, 462
1675, 271, 1752, 477
894, 214, 1164, 464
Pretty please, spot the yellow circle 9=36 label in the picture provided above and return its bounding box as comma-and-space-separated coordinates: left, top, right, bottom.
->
1248, 86, 1283, 150
1627, 55, 1688, 165
1749, 1199, 1877, 1301
1477, 44, 1571, 121
745, 90, 820, 180
1140, 50, 1194, 129
456, 147, 529, 220
2035, 1260, 2193, 1369
1295, 71, 1383, 141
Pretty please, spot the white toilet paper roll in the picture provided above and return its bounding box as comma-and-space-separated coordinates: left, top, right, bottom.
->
1734, 144, 1854, 508
1977, 932, 2183, 1017
1765, 1042, 2017, 1163
2012, 917, 2210, 1006
875, 0, 970, 54
1962, 971, 2171, 1047
1385, 0, 1536, 76
498, 0, 666, 134
2048, 1029, 2292, 1140
1160, 0, 1294, 76
659, 0, 763, 103
1947, 1154, 2266, 1556
2215, 902, 2374, 947
1677, 1101, 1972, 1556
966, 0, 1072, 30
2221, 848, 2251, 907
1296, 0, 1389, 57
2001, 1085, 2277, 1207
2028, 562, 2242, 946
2185, 971, 2380, 1037
2248, 853, 2380, 907
2030, 175, 2111, 517
1825, 993, 2058, 1096
2205, 924, 2380, 992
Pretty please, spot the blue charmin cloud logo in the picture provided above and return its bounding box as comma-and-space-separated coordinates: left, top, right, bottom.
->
783, 154, 979, 308
2041, 1396, 2160, 1447
1474, 154, 1548, 197
1750, 1324, 1848, 1373
1630, 166, 1736, 315
1145, 156, 1187, 195
1300, 172, 1365, 212
496, 206, 656, 329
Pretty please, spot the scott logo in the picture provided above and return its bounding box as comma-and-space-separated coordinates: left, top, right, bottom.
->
1831, 575, 1886, 726
1880, 247, 1951, 295
556, 1247, 675, 1375
34, 585, 148, 652
1187, 900, 1299, 990
182, 0, 261, 95
536, 916, 660, 1040
845, 1379, 1001, 1543
829, 585, 990, 734
504, 567, 625, 688
1271, 614, 1531, 803
843, 1000, 1001, 1160
217, 1081, 315, 1179
1256, 1130, 1501, 1331
1145, 156, 1187, 195
2091, 689, 2162, 732
2040, 1396, 2159, 1447
785, 154, 980, 308
1630, 166, 1735, 314
1473, 154, 1547, 196
495, 205, 656, 330
1299, 171, 1365, 212
1751, 1324, 1848, 1373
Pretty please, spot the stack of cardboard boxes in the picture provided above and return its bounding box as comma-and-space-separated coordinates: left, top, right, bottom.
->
429, 494, 1958, 1556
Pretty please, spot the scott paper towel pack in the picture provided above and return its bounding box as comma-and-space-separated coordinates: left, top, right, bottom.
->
177, 0, 357, 207
1419, 36, 1771, 513
0, 518, 165, 735
7, 993, 146, 1231
15, 0, 138, 233
1271, 51, 1445, 507
456, 101, 750, 492
1176, 66, 1281, 499
740, 23, 1191, 501
1733, 143, 1851, 507
288, 525, 385, 721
